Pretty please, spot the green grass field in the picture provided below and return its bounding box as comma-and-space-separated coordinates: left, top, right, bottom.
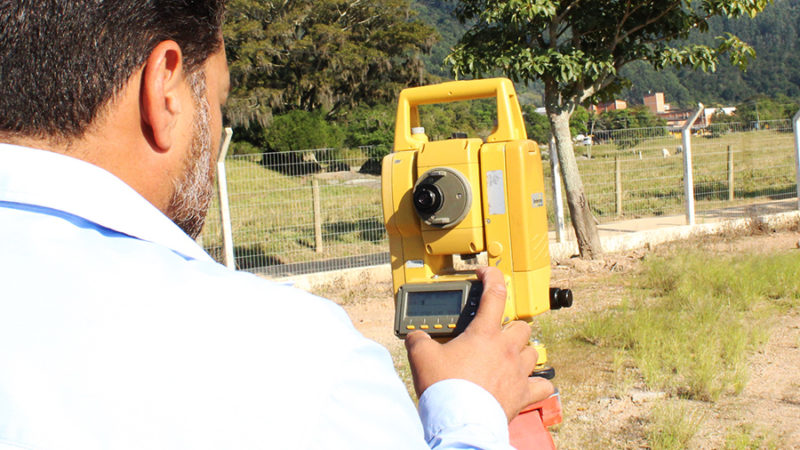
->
200, 127, 797, 269
200, 154, 386, 270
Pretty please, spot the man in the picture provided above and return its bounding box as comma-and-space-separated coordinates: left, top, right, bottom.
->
0, 1, 553, 448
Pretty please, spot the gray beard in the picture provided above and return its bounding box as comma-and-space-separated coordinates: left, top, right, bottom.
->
165, 70, 214, 239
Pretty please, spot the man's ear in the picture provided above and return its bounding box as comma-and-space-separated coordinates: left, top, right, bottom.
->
140, 40, 185, 152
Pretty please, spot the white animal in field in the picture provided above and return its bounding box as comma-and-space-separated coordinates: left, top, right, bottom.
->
661, 148, 670, 158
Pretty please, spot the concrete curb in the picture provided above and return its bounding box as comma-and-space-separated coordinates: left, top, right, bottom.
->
551, 210, 800, 260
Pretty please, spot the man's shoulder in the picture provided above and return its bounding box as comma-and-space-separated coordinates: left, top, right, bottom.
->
181, 259, 354, 325
0, 197, 357, 339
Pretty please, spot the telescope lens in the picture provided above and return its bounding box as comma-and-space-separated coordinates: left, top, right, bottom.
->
413, 184, 443, 214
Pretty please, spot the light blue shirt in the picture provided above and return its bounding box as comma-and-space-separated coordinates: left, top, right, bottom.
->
0, 144, 511, 449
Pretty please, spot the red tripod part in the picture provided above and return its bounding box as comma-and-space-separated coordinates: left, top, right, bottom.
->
508, 390, 561, 449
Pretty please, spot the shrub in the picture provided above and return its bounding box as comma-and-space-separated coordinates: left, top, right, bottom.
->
265, 110, 344, 152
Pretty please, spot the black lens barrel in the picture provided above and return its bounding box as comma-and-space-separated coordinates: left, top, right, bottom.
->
413, 183, 443, 214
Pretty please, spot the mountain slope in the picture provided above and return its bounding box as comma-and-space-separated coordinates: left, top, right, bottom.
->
414, 0, 799, 107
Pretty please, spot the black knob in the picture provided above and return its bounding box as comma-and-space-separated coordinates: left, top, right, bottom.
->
549, 288, 573, 310
413, 183, 443, 215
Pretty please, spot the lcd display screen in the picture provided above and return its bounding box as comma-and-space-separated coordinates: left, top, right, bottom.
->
406, 290, 463, 316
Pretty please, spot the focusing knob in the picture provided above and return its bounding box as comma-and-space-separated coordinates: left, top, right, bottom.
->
549, 288, 573, 310
413, 183, 443, 215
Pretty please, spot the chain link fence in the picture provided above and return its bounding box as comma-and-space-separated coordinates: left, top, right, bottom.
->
200, 116, 800, 275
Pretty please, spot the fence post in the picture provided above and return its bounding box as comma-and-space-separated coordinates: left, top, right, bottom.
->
615, 156, 622, 216
727, 145, 734, 201
312, 177, 324, 253
549, 137, 566, 243
793, 108, 800, 210
681, 103, 704, 226
216, 127, 235, 269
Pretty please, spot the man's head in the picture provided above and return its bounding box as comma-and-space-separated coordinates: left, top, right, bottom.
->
0, 0, 229, 238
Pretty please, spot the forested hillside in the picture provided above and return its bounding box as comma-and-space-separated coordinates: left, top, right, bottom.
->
621, 0, 800, 107
223, 0, 797, 154
410, 0, 466, 78
415, 0, 800, 108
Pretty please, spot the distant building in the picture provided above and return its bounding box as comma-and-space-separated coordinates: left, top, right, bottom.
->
643, 92, 735, 129
589, 92, 736, 129
590, 99, 627, 113
643, 92, 670, 114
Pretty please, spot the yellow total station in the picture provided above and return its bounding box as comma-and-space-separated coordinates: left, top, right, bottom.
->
381, 78, 571, 340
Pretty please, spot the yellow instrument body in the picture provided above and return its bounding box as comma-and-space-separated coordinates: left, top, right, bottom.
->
381, 78, 552, 325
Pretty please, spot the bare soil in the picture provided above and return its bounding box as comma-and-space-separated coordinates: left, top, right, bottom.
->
316, 229, 800, 449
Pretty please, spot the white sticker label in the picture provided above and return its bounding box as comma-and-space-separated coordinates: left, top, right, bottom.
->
487, 170, 506, 215
531, 192, 544, 208
406, 260, 424, 268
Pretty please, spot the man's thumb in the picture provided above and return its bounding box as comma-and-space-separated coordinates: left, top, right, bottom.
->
404, 329, 433, 353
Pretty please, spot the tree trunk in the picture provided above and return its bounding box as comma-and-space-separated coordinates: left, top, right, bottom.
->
544, 91, 603, 259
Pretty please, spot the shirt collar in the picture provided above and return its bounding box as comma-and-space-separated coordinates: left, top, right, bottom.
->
0, 143, 214, 262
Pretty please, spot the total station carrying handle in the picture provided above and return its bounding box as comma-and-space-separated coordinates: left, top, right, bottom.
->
393, 78, 528, 152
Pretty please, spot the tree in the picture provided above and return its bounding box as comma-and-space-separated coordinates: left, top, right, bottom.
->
522, 106, 552, 144
734, 95, 800, 125
265, 110, 344, 152
522, 104, 589, 145
339, 103, 396, 159
446, 0, 772, 258
223, 0, 437, 129
592, 107, 668, 149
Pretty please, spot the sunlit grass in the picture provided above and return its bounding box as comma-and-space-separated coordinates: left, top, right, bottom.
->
724, 424, 780, 450
646, 400, 704, 450
576, 250, 800, 401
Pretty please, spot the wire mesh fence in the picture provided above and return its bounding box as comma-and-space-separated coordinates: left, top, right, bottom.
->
574, 126, 685, 221
200, 118, 799, 275
199, 148, 388, 276
547, 121, 798, 224
692, 120, 796, 214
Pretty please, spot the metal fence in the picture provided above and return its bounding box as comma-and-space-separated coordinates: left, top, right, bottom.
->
200, 147, 388, 276
556, 119, 798, 224
200, 112, 800, 275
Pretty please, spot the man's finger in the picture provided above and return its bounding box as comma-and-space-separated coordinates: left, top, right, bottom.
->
470, 266, 508, 333
519, 344, 539, 374
525, 377, 555, 406
501, 320, 533, 348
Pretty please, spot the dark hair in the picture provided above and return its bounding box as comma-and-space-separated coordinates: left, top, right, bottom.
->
0, 0, 226, 139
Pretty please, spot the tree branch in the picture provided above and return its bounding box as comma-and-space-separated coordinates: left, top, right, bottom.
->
555, 0, 584, 24
616, 4, 680, 46
612, 0, 642, 52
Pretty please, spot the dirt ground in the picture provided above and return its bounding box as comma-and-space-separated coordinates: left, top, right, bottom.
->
313, 229, 800, 449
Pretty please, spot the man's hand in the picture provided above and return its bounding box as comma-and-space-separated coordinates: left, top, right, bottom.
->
404, 266, 555, 422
